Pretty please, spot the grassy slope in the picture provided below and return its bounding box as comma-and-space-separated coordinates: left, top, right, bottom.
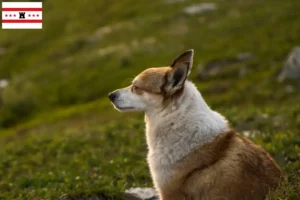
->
0, 0, 300, 199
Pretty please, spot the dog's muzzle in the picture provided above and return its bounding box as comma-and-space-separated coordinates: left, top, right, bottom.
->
108, 91, 119, 102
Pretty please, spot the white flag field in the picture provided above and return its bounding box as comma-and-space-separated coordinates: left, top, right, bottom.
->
2, 2, 42, 29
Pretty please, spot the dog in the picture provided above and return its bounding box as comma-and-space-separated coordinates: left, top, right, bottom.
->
109, 49, 282, 200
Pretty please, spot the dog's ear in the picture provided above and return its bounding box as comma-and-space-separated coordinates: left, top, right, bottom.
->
165, 49, 194, 94
170, 49, 194, 75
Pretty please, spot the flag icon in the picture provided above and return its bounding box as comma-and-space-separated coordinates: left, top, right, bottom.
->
2, 2, 42, 29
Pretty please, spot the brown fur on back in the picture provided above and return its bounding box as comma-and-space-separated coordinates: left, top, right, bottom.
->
159, 131, 282, 200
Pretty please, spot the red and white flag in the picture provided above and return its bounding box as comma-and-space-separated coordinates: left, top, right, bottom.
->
2, 2, 42, 29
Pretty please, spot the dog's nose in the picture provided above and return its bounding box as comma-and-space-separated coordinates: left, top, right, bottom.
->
108, 92, 118, 101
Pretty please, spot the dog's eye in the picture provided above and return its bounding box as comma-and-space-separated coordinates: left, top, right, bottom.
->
132, 86, 138, 92
132, 85, 142, 93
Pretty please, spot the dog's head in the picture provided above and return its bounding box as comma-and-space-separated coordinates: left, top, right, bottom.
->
108, 49, 194, 112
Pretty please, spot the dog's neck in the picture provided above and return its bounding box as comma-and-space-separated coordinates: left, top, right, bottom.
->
144, 81, 229, 157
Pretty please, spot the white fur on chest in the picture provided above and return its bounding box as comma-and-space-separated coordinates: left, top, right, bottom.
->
145, 82, 228, 189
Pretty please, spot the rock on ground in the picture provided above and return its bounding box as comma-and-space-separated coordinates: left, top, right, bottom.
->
183, 3, 217, 15
124, 187, 159, 200
278, 47, 300, 81
0, 79, 8, 88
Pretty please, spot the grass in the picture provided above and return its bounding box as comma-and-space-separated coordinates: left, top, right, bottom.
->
0, 119, 148, 199
0, 0, 300, 199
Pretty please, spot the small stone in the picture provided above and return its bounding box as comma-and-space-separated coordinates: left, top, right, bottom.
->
242, 130, 251, 137
285, 85, 295, 93
124, 187, 159, 200
278, 47, 300, 81
0, 79, 8, 88
183, 3, 217, 15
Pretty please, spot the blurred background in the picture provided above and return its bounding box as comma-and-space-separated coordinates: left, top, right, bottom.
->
0, 0, 300, 199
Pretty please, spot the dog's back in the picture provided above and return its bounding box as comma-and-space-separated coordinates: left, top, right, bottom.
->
176, 131, 282, 200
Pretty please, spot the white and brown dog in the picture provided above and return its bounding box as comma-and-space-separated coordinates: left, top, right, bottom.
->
109, 50, 282, 200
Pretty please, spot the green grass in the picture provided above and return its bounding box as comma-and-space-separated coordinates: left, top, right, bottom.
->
0, 119, 149, 199
0, 0, 300, 199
